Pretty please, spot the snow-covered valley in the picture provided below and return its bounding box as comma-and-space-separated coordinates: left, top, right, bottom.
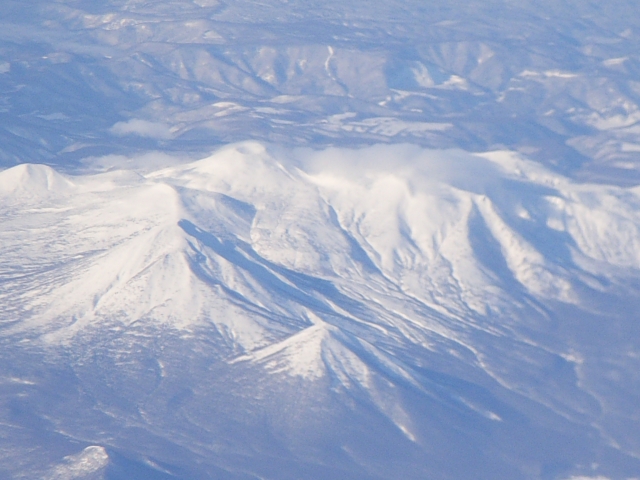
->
2, 0, 640, 184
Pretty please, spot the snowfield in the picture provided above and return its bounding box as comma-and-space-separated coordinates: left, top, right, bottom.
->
1, 143, 640, 479
2, 0, 640, 478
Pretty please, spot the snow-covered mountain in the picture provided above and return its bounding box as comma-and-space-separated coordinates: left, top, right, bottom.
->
1, 142, 640, 479
2, 0, 640, 479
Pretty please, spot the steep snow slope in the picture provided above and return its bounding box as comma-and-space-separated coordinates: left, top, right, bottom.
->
1, 143, 640, 479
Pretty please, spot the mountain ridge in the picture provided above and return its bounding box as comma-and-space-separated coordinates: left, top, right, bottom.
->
1, 142, 640, 478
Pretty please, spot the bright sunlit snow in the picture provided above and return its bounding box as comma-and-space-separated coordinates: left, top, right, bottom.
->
2, 143, 640, 478
1, 1, 640, 479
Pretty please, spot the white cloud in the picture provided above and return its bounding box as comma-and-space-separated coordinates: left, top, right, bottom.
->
82, 151, 190, 173
110, 119, 174, 140
290, 143, 504, 195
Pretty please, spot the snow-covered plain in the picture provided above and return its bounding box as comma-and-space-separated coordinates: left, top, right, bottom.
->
2, 0, 640, 479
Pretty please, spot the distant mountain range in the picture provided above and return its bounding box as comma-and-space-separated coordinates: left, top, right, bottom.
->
1, 0, 640, 184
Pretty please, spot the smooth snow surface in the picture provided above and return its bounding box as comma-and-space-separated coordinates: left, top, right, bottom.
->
1, 143, 640, 479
